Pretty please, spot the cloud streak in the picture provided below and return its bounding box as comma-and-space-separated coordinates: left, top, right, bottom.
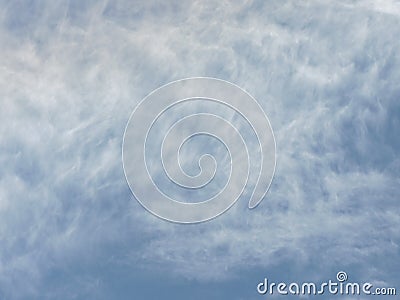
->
0, 0, 399, 299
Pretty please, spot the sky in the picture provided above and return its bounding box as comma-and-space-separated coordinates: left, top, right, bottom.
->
0, 0, 399, 299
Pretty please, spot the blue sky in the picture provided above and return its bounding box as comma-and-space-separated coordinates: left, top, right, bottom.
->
0, 0, 399, 299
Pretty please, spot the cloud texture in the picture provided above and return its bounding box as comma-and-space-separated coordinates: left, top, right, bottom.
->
0, 0, 399, 299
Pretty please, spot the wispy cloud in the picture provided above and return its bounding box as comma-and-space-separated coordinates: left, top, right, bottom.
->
0, 0, 399, 299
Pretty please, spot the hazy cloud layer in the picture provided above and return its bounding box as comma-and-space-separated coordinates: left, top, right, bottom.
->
0, 0, 399, 299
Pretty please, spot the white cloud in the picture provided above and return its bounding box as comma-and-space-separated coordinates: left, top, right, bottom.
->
0, 0, 399, 298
